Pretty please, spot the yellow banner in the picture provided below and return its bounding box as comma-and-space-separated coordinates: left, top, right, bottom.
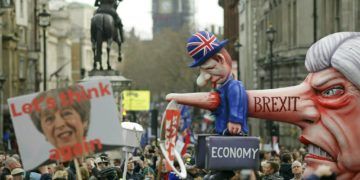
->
122, 90, 150, 111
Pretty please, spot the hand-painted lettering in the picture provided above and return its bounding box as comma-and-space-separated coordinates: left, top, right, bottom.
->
254, 96, 300, 112
262, 97, 271, 112
254, 97, 262, 112
210, 147, 259, 159
10, 82, 112, 118
49, 138, 102, 162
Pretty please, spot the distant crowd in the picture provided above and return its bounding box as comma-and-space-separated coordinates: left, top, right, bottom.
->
0, 142, 337, 180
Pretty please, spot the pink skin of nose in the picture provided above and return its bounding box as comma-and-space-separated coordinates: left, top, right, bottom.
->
247, 68, 360, 179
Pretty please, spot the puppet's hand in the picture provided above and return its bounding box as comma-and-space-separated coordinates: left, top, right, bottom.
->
227, 122, 242, 135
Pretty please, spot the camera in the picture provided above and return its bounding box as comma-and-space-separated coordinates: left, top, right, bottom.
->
98, 167, 118, 179
148, 149, 155, 154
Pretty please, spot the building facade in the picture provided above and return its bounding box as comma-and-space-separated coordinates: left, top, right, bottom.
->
0, 0, 41, 151
49, 1, 96, 84
0, 0, 97, 152
237, 0, 360, 148
219, 0, 239, 68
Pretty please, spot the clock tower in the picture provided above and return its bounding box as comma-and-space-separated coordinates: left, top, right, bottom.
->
152, 0, 194, 34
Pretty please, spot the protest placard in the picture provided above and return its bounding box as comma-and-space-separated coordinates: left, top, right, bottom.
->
8, 79, 125, 170
158, 101, 187, 179
122, 90, 150, 111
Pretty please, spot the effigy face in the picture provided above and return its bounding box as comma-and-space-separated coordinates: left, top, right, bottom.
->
300, 68, 360, 178
247, 67, 360, 179
196, 57, 232, 87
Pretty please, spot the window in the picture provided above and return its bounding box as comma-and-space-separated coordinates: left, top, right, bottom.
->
292, 1, 297, 46
20, 0, 23, 18
334, 0, 341, 32
0, 0, 12, 8
27, 59, 37, 92
18, 57, 25, 81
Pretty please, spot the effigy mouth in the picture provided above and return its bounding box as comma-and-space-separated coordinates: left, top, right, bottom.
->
299, 135, 336, 162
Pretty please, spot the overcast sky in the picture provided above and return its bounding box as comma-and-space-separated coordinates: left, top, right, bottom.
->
66, 0, 223, 39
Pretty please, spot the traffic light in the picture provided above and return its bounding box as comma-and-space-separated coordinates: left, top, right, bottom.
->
270, 123, 279, 137
151, 109, 158, 138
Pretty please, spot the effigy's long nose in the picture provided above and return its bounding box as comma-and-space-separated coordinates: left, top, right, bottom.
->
166, 92, 220, 111
247, 83, 320, 128
166, 82, 319, 128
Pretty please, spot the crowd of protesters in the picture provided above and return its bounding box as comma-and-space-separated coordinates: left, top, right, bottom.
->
0, 108, 337, 180
0, 140, 337, 180
0, 142, 204, 180
0, 104, 335, 180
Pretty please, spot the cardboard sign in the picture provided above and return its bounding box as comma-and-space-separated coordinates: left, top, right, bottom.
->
8, 79, 125, 170
159, 101, 187, 179
122, 90, 150, 111
196, 135, 260, 170
162, 108, 180, 170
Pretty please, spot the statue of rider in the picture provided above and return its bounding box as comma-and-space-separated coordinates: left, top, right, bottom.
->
94, 0, 124, 41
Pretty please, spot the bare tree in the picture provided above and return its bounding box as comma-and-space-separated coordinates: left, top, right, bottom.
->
121, 28, 198, 102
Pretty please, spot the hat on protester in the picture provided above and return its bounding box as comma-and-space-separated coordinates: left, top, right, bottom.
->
187, 31, 228, 67
11, 168, 24, 176
185, 156, 196, 170
11, 154, 20, 163
261, 160, 267, 167
95, 153, 109, 164
142, 167, 155, 176
4, 157, 20, 169
292, 160, 302, 168
52, 170, 68, 180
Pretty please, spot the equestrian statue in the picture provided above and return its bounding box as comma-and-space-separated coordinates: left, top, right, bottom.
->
91, 0, 124, 70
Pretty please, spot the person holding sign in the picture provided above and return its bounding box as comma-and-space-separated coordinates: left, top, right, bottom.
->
30, 85, 91, 149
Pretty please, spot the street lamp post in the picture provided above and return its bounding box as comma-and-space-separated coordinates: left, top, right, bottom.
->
233, 40, 242, 80
38, 4, 51, 91
266, 25, 277, 147
111, 78, 132, 122
0, 75, 5, 151
266, 25, 276, 89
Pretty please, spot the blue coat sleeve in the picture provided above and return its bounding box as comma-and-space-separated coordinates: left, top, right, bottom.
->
227, 81, 247, 126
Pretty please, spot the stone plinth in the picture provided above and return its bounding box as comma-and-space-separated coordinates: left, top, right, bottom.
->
88, 69, 120, 77
80, 69, 132, 123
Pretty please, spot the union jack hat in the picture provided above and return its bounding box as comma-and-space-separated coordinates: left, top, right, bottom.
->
187, 31, 228, 67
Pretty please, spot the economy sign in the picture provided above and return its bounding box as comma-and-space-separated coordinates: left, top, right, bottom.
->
196, 136, 260, 170
206, 136, 260, 170
8, 79, 126, 170
122, 90, 150, 111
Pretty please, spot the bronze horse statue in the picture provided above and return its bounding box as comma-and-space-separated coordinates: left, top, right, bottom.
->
90, 13, 123, 70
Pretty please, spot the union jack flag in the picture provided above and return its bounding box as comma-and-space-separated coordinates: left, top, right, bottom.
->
187, 31, 220, 58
